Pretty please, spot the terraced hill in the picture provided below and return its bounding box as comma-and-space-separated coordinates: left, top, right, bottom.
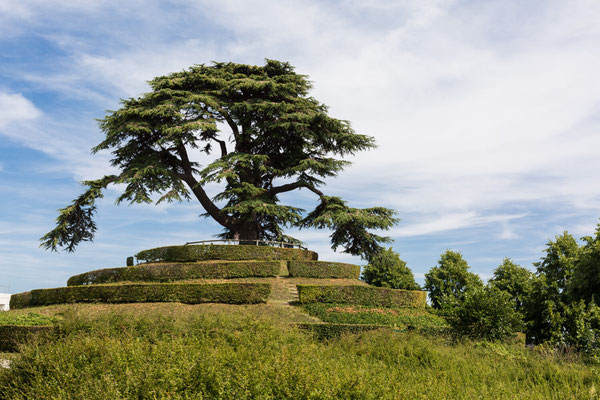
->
6, 243, 432, 346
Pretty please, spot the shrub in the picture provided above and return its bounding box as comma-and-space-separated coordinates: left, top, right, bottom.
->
126, 256, 134, 267
288, 261, 360, 279
135, 244, 318, 262
361, 247, 420, 290
10, 283, 271, 309
67, 261, 280, 286
297, 285, 426, 308
444, 286, 522, 341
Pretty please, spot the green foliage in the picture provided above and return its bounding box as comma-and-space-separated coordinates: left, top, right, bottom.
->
488, 258, 534, 314
288, 261, 360, 279
10, 283, 271, 309
444, 286, 523, 341
0, 325, 54, 352
0, 312, 56, 326
535, 231, 579, 298
424, 250, 483, 309
301, 303, 448, 332
0, 305, 598, 399
41, 60, 398, 259
297, 285, 427, 308
135, 244, 318, 263
361, 247, 420, 290
67, 261, 280, 286
297, 323, 385, 340
570, 224, 600, 304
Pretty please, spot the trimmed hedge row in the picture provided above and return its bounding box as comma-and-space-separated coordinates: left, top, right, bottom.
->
135, 244, 318, 263
0, 325, 55, 352
67, 261, 280, 286
296, 285, 427, 308
10, 283, 271, 309
297, 323, 386, 340
288, 261, 360, 279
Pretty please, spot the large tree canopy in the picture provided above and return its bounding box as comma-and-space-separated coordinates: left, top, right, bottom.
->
41, 60, 397, 258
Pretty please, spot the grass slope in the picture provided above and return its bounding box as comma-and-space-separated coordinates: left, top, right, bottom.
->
0, 303, 597, 399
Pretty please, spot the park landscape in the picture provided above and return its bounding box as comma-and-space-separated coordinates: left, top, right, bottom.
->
1, 60, 600, 399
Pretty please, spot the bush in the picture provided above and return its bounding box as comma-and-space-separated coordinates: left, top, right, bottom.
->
444, 286, 522, 341
10, 283, 271, 309
361, 247, 420, 290
135, 244, 318, 262
297, 285, 426, 308
67, 261, 280, 286
288, 261, 360, 279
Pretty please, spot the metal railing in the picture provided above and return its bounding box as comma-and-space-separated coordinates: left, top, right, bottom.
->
183, 239, 307, 250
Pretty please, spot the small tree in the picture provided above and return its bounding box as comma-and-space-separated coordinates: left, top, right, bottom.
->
488, 258, 534, 315
445, 286, 522, 341
361, 247, 420, 290
40, 60, 398, 259
424, 250, 483, 309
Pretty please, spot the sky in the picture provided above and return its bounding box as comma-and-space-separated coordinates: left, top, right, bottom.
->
1, 0, 600, 293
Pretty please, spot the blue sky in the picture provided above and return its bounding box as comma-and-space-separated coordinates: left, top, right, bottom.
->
1, 0, 600, 293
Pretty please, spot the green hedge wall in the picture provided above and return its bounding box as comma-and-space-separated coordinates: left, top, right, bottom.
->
135, 245, 318, 263
297, 323, 386, 340
67, 261, 280, 286
296, 285, 427, 308
0, 325, 55, 352
288, 261, 360, 279
10, 283, 271, 309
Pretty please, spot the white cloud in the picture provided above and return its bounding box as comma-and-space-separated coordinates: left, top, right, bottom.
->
0, 92, 41, 130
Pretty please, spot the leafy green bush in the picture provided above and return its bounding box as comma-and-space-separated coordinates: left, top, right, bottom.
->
135, 244, 318, 262
297, 285, 426, 308
67, 261, 280, 286
444, 286, 522, 341
361, 247, 420, 290
10, 283, 271, 309
288, 261, 360, 279
424, 250, 483, 309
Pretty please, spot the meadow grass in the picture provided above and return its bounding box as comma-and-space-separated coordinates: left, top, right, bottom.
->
0, 303, 597, 399
0, 312, 56, 326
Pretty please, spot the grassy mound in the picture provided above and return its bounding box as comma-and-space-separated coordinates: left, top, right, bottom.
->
0, 303, 597, 399
288, 261, 360, 279
67, 261, 280, 286
297, 285, 427, 308
10, 283, 270, 309
136, 244, 318, 263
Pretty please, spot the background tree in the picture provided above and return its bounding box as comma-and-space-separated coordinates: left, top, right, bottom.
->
424, 250, 483, 309
361, 247, 420, 290
488, 258, 534, 315
569, 224, 600, 304
40, 60, 398, 258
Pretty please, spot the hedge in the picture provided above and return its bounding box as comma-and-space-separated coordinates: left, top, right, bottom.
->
296, 285, 427, 308
0, 325, 55, 352
288, 261, 360, 279
10, 283, 271, 309
135, 244, 318, 263
297, 323, 386, 340
67, 261, 280, 286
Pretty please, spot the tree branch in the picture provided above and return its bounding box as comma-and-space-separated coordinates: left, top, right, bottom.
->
176, 144, 235, 228
269, 181, 324, 198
